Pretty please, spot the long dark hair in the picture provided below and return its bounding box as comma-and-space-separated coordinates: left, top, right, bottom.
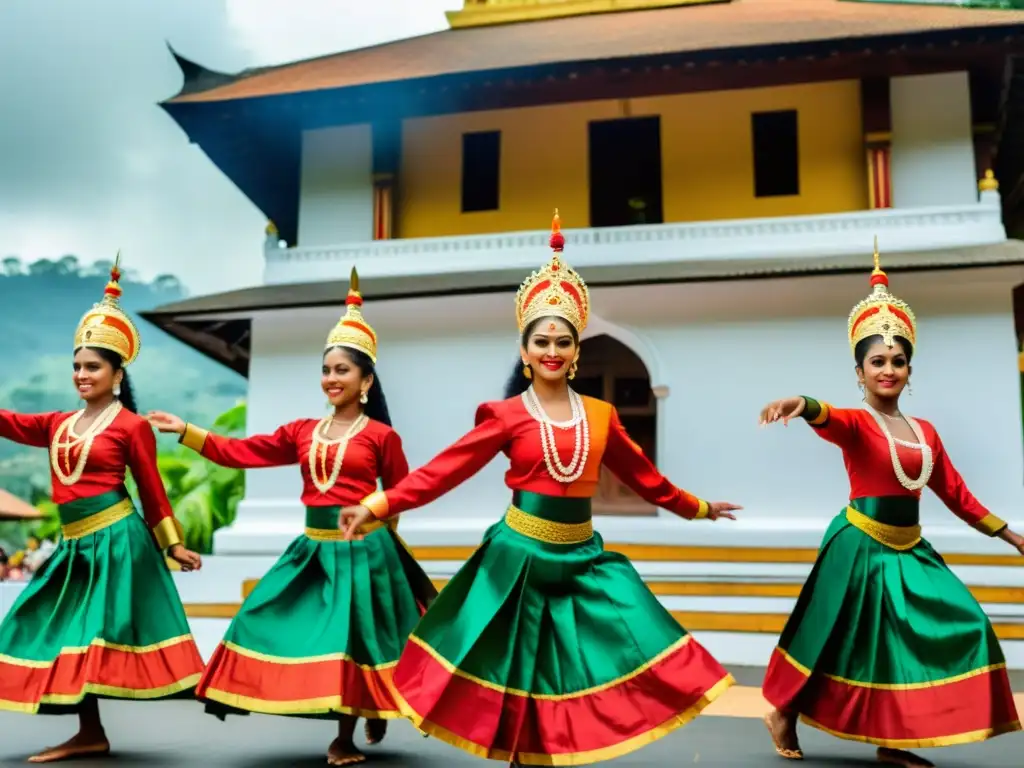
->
502, 315, 581, 399
75, 346, 138, 413
853, 334, 914, 369
324, 345, 392, 427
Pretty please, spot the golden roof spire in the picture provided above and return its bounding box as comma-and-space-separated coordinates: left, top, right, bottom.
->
447, 0, 720, 30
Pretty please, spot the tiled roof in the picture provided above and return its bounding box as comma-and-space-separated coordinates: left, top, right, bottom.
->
168, 0, 1024, 104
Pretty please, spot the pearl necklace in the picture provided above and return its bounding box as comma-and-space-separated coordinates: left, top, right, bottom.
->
521, 386, 589, 484
308, 413, 368, 495
50, 401, 123, 487
864, 404, 933, 492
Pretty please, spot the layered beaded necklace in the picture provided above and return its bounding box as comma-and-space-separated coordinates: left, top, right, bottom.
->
521, 386, 590, 484
308, 413, 368, 495
864, 404, 933, 492
51, 400, 123, 487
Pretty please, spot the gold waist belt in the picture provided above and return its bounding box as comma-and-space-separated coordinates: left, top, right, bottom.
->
504, 505, 593, 545
61, 498, 135, 540
845, 506, 921, 551
305, 519, 386, 542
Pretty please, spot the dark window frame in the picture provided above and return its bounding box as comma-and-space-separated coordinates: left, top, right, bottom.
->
461, 130, 501, 213
751, 109, 800, 199
587, 115, 665, 228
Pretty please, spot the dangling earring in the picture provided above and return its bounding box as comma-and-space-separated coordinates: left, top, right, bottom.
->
523, 364, 532, 380
858, 381, 865, 401
907, 380, 913, 396
113, 384, 121, 398
568, 360, 578, 380
359, 391, 369, 405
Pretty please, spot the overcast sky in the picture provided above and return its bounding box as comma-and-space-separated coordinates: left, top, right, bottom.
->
0, 0, 461, 297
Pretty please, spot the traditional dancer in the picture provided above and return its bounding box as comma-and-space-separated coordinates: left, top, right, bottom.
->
149, 269, 436, 767
340, 212, 742, 766
759, 243, 1023, 767
0, 259, 205, 763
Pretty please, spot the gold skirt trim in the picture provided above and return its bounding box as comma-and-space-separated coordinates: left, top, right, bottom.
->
61, 499, 135, 540
305, 519, 386, 541
845, 506, 921, 551
504, 505, 593, 545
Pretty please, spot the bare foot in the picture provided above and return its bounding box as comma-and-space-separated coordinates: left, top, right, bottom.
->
877, 747, 935, 767
326, 737, 365, 766
364, 718, 387, 746
763, 710, 803, 760
27, 732, 111, 764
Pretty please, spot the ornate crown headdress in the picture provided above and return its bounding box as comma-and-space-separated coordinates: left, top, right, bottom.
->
325, 267, 378, 363
847, 237, 917, 354
74, 252, 141, 365
515, 210, 590, 335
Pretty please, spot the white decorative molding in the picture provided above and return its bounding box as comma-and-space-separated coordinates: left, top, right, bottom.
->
264, 201, 1007, 285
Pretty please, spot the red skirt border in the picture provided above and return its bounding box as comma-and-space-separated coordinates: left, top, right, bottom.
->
196, 641, 404, 719
394, 634, 734, 765
764, 647, 1022, 748
0, 635, 203, 713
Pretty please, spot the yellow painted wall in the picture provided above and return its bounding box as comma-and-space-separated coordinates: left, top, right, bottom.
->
397, 81, 867, 238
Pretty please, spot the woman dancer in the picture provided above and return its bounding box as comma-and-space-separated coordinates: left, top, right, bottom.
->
759, 245, 1023, 767
0, 260, 205, 763
149, 269, 436, 767
340, 213, 742, 765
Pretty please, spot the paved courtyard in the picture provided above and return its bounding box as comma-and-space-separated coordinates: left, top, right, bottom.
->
1, 668, 1020, 766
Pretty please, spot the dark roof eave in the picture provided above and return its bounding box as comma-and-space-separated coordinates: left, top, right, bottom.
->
162, 23, 1024, 112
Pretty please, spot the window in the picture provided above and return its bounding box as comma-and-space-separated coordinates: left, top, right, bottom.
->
752, 110, 799, 198
461, 131, 501, 212
576, 335, 658, 516
588, 116, 664, 228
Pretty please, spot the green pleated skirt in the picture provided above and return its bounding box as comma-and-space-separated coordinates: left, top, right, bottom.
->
392, 490, 734, 765
196, 506, 437, 720
0, 488, 205, 714
763, 496, 1021, 748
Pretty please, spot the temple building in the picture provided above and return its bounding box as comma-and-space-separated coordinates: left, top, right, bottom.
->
143, 0, 1024, 663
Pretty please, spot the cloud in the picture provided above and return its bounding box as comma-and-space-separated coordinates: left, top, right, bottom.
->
0, 0, 458, 297
224, 0, 459, 66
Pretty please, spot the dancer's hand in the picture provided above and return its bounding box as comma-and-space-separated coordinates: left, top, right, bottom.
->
169, 544, 202, 571
339, 505, 374, 540
999, 527, 1024, 556
759, 397, 805, 427
147, 411, 186, 435
708, 502, 742, 521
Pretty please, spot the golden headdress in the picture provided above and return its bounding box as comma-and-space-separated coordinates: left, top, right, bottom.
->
74, 253, 141, 365
515, 210, 590, 335
325, 267, 378, 364
848, 238, 917, 354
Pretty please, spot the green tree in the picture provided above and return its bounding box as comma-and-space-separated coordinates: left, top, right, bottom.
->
126, 401, 247, 554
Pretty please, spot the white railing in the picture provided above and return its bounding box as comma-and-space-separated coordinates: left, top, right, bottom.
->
263, 192, 1006, 285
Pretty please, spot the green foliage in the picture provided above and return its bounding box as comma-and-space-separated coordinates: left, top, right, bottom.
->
125, 402, 247, 555
32, 500, 61, 542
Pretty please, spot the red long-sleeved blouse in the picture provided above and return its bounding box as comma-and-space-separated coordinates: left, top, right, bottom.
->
805, 401, 1006, 536
179, 418, 409, 507
0, 408, 183, 549
360, 395, 709, 521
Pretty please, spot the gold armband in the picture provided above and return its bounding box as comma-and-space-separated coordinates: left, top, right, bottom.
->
361, 490, 391, 520
974, 514, 1008, 537
152, 515, 185, 551
179, 423, 209, 453
694, 500, 710, 520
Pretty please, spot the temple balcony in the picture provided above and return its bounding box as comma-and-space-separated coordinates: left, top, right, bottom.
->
262, 190, 1009, 286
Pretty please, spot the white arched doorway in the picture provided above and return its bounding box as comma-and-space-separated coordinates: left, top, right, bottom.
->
574, 334, 657, 516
